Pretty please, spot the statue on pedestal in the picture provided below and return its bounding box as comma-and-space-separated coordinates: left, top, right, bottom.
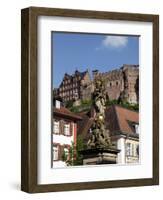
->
87, 76, 111, 148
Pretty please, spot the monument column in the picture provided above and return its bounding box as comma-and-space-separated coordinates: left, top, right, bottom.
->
80, 76, 120, 165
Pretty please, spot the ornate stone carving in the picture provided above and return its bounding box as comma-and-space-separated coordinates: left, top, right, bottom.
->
87, 76, 111, 148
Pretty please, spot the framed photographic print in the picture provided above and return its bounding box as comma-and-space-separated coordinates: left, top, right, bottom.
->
21, 7, 159, 193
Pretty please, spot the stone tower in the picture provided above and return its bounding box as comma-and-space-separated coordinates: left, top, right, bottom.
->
122, 65, 139, 104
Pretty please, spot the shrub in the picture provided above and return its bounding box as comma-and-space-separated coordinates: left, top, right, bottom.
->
62, 136, 85, 166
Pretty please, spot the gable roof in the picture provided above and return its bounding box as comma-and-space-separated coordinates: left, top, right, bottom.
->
77, 112, 94, 138
77, 105, 139, 139
54, 107, 82, 121
106, 105, 139, 135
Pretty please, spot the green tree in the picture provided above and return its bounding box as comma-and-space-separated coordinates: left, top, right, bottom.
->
65, 100, 74, 108
62, 135, 85, 166
105, 98, 139, 111
69, 99, 93, 113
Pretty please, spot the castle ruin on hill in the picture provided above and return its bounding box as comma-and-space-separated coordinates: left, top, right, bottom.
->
56, 64, 139, 105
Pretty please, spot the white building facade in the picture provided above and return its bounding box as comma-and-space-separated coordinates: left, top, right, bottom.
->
52, 99, 81, 168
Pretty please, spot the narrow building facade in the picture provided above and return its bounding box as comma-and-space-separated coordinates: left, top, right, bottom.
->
52, 97, 82, 168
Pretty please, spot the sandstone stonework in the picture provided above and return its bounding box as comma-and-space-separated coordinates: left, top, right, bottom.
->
56, 64, 139, 104
91, 64, 139, 104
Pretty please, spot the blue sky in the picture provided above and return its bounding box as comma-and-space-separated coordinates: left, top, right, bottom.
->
52, 32, 139, 88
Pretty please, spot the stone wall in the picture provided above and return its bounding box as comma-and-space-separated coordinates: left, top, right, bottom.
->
56, 65, 139, 104
92, 64, 139, 104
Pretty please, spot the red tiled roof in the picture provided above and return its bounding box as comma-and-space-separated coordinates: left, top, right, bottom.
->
54, 107, 82, 120
115, 106, 138, 133
77, 112, 94, 138
106, 105, 139, 135
77, 105, 139, 139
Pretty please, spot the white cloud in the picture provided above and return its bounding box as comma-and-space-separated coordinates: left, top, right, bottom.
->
102, 36, 128, 48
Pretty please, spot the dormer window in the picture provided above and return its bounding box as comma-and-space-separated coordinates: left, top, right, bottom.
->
135, 124, 139, 134
129, 121, 139, 134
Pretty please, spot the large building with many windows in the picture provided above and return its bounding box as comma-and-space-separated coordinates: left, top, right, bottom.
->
57, 70, 92, 103
52, 97, 82, 168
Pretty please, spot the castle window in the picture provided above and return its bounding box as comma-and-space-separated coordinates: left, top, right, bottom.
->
110, 82, 112, 87
116, 81, 119, 86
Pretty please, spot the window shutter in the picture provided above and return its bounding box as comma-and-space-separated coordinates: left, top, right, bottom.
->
59, 145, 64, 160
70, 122, 73, 136
59, 120, 62, 135
60, 120, 64, 135
52, 120, 55, 134
62, 121, 65, 135
57, 145, 60, 160
58, 144, 61, 160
